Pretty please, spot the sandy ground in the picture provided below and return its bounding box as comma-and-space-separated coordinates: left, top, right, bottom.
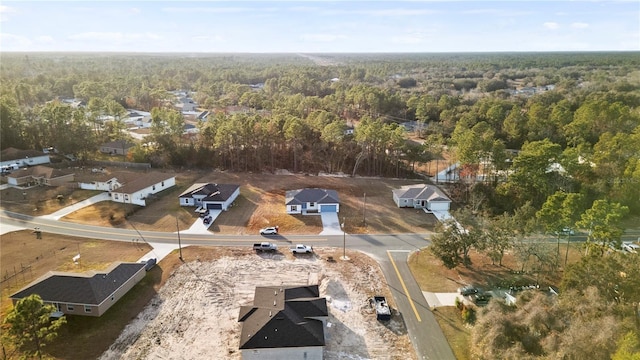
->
99, 249, 415, 360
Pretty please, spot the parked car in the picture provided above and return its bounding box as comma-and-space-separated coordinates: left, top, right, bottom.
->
372, 296, 391, 321
203, 216, 212, 224
554, 228, 575, 236
253, 242, 278, 252
458, 285, 479, 296
259, 226, 279, 235
141, 258, 157, 271
622, 241, 640, 254
291, 244, 313, 254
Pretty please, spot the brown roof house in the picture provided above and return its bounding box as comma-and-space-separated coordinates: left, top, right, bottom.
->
285, 188, 340, 214
9, 262, 147, 317
0, 147, 51, 168
238, 285, 328, 360
6, 165, 75, 187
110, 172, 176, 207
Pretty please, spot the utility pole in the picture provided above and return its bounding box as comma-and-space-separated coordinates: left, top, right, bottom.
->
363, 193, 366, 226
176, 216, 183, 261
341, 217, 347, 260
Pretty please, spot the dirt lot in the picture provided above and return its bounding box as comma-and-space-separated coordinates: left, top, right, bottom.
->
99, 248, 414, 360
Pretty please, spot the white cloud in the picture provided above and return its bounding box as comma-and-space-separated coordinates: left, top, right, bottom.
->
0, 33, 32, 49
36, 35, 55, 44
391, 35, 424, 44
571, 22, 589, 29
543, 22, 560, 30
129, 7, 141, 15
162, 7, 262, 14
0, 5, 18, 22
192, 35, 224, 42
299, 33, 347, 42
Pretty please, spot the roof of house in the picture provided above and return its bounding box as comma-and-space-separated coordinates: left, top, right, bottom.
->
179, 183, 240, 202
113, 173, 175, 194
285, 188, 339, 206
393, 185, 451, 202
100, 140, 135, 149
7, 165, 74, 180
238, 285, 327, 350
10, 262, 146, 305
0, 147, 49, 162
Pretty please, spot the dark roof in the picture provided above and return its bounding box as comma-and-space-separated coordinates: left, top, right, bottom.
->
114, 173, 174, 194
0, 147, 49, 161
179, 183, 240, 202
285, 188, 339, 206
10, 263, 145, 305
238, 285, 327, 350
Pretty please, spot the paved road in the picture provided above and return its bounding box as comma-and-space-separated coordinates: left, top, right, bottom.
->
0, 210, 455, 360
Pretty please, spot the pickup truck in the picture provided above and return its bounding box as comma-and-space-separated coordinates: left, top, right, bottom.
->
291, 244, 313, 254
253, 242, 278, 252
373, 296, 391, 321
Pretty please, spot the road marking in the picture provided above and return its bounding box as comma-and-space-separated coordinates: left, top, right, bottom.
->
387, 250, 411, 253
387, 250, 421, 322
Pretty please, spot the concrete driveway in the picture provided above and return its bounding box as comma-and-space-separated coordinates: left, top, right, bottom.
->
180, 210, 221, 234
40, 192, 111, 220
319, 212, 343, 235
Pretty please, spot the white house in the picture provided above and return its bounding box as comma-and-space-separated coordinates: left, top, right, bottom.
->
0, 148, 50, 168
238, 285, 327, 360
78, 176, 121, 191
285, 188, 340, 214
392, 184, 451, 211
110, 173, 176, 207
6, 166, 75, 187
179, 183, 240, 211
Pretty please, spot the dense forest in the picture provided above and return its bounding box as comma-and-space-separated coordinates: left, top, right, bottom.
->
1, 52, 640, 359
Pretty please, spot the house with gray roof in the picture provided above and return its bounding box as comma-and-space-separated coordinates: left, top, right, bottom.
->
392, 184, 451, 211
179, 183, 240, 211
285, 188, 340, 214
238, 284, 328, 360
100, 140, 136, 156
9, 262, 147, 317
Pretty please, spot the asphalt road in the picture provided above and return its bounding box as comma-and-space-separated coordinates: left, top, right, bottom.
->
1, 210, 455, 360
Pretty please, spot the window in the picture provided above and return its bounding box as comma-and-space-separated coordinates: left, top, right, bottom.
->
67, 304, 74, 311
124, 195, 129, 201
291, 205, 297, 212
84, 305, 92, 313
114, 194, 119, 200
309, 202, 315, 207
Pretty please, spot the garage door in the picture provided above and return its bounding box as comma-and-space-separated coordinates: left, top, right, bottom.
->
206, 203, 223, 210
320, 204, 337, 212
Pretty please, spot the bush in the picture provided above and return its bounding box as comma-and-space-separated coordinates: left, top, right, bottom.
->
461, 306, 476, 324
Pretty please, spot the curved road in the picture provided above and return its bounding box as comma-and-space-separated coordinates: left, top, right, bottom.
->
0, 210, 455, 360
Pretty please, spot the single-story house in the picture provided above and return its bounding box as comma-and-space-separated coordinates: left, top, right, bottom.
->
110, 173, 176, 207
9, 262, 147, 317
392, 184, 451, 211
179, 183, 240, 211
78, 176, 121, 191
100, 140, 136, 155
6, 166, 75, 187
238, 284, 328, 360
285, 188, 340, 214
0, 147, 50, 168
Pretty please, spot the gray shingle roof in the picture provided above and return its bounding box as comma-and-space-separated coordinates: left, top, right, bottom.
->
114, 173, 174, 194
393, 185, 451, 202
0, 147, 48, 161
10, 263, 146, 305
285, 188, 339, 206
179, 183, 239, 202
238, 285, 327, 350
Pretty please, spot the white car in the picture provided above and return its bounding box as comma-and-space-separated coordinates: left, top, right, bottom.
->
622, 242, 640, 254
259, 226, 279, 235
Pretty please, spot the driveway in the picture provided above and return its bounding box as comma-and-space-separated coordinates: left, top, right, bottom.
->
180, 210, 221, 234
319, 212, 343, 235
40, 192, 111, 220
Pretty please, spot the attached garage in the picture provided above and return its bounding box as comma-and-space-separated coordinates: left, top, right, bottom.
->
320, 204, 337, 213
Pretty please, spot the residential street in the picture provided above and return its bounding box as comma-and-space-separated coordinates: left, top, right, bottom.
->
0, 209, 454, 360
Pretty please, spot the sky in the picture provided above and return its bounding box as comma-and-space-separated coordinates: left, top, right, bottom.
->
0, 1, 638, 53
